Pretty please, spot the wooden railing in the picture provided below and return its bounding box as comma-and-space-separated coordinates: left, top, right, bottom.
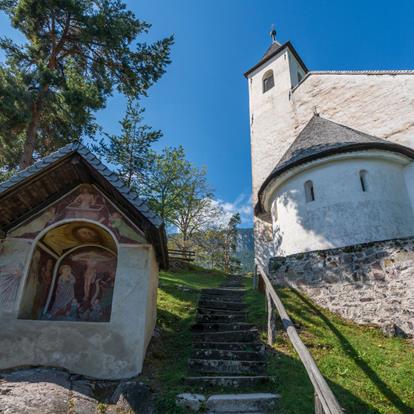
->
168, 249, 196, 262
257, 264, 344, 414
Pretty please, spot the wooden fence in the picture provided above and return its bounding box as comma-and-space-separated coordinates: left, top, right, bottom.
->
168, 249, 196, 262
257, 264, 344, 414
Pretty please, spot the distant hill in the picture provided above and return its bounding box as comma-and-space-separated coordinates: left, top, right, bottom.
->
235, 228, 254, 273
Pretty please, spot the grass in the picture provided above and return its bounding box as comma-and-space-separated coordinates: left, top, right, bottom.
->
140, 266, 228, 413
244, 279, 414, 414
141, 268, 413, 413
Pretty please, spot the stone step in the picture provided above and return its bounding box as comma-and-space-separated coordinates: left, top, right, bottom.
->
193, 342, 265, 352
199, 294, 245, 303
206, 393, 280, 413
185, 376, 271, 388
192, 349, 265, 361
202, 288, 246, 296
198, 301, 247, 311
189, 358, 266, 375
191, 322, 254, 332
198, 307, 247, 316
196, 313, 247, 323
193, 329, 259, 343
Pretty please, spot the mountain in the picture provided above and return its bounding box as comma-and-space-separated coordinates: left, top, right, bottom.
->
235, 228, 254, 273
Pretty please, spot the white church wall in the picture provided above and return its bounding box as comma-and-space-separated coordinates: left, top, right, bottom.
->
247, 45, 414, 263
270, 153, 414, 256
248, 48, 301, 266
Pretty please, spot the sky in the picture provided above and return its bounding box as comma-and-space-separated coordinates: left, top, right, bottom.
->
1, 1, 413, 227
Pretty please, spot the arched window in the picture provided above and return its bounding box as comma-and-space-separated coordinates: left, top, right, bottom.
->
262, 70, 274, 93
304, 180, 315, 202
359, 170, 368, 192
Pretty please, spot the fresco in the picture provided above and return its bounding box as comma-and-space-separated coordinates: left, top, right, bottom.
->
45, 246, 116, 322
41, 221, 116, 256
19, 246, 56, 319
10, 184, 146, 244
0, 239, 31, 312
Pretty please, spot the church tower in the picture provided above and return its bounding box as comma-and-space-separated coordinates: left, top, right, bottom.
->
244, 28, 308, 265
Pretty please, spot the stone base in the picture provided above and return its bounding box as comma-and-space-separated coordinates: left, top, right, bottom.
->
269, 237, 414, 337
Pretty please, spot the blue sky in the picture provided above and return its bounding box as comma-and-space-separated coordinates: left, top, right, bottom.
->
1, 1, 413, 227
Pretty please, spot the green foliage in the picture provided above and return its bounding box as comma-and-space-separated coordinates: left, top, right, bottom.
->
142, 146, 216, 247
244, 281, 414, 414
141, 146, 191, 223
0, 0, 173, 169
94, 99, 161, 189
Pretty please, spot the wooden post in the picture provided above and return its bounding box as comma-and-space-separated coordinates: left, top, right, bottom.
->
315, 392, 324, 414
266, 289, 276, 345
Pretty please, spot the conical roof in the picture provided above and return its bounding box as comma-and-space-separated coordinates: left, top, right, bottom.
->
256, 115, 414, 216
262, 40, 282, 59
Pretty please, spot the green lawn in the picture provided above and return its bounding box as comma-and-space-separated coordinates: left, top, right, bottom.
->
142, 269, 413, 413
244, 280, 414, 414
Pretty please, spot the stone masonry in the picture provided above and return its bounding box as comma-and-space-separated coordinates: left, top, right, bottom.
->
268, 237, 414, 338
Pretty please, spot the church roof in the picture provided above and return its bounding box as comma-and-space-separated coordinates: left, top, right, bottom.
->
244, 41, 308, 78
0, 143, 168, 268
256, 115, 414, 216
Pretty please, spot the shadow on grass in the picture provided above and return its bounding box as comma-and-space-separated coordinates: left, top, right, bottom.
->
279, 288, 412, 414
267, 342, 380, 414
244, 281, 388, 414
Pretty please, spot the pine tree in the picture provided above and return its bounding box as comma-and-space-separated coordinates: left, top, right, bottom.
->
94, 100, 162, 189
0, 0, 173, 170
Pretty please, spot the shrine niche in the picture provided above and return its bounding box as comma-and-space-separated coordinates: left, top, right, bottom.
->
18, 221, 117, 323
0, 143, 168, 379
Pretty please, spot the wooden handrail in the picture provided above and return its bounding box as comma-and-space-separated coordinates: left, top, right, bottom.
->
257, 264, 343, 414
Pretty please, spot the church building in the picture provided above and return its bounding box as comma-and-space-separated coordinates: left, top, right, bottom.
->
246, 30, 414, 337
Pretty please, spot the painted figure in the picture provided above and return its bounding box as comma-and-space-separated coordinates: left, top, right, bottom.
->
66, 299, 80, 321
71, 250, 113, 302
72, 186, 96, 209
109, 212, 143, 243
49, 264, 76, 317
89, 299, 103, 321
11, 207, 56, 238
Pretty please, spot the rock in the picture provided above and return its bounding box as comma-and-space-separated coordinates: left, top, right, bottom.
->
112, 381, 154, 414
0, 369, 71, 414
176, 393, 205, 412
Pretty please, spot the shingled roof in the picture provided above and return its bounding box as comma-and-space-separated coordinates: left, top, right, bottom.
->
244, 40, 308, 77
256, 115, 414, 216
0, 143, 168, 268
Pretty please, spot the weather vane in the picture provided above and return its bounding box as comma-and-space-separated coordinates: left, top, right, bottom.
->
270, 24, 277, 43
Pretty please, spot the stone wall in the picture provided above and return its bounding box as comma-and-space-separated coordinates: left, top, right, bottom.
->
268, 237, 414, 337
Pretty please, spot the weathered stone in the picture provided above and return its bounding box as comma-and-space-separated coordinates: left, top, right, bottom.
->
269, 237, 414, 337
112, 381, 154, 414
176, 393, 205, 412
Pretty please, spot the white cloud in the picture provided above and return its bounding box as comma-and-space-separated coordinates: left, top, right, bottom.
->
212, 193, 253, 228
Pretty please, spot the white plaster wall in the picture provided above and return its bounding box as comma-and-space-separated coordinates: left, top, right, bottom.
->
271, 155, 414, 255
0, 243, 156, 380
247, 45, 414, 264
143, 247, 159, 351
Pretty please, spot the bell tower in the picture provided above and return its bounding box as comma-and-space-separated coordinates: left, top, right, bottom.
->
244, 28, 308, 265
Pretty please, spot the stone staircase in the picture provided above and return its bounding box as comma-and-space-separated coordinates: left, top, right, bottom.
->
184, 276, 279, 413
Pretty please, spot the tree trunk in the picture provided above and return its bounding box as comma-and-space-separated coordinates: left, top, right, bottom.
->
19, 91, 46, 169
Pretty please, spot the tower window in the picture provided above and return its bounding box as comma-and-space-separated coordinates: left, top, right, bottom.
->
304, 180, 315, 202
262, 70, 274, 93
297, 71, 303, 83
359, 170, 368, 192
